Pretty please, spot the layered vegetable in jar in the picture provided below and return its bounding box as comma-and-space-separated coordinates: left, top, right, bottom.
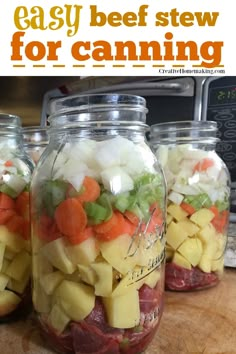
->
0, 114, 33, 321
150, 121, 230, 291
30, 94, 166, 354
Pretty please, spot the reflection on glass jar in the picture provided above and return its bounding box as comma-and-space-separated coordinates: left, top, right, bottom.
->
150, 121, 231, 291
30, 94, 166, 354
23, 126, 49, 164
0, 113, 34, 322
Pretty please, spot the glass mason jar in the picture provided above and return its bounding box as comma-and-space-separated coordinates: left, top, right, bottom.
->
149, 121, 231, 291
30, 94, 166, 354
0, 114, 33, 322
23, 126, 49, 164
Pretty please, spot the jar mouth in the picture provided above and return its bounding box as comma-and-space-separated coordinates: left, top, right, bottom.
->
23, 126, 49, 145
0, 113, 22, 135
149, 120, 219, 144
49, 93, 147, 116
48, 93, 148, 132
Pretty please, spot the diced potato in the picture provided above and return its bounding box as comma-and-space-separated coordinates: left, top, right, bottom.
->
32, 233, 47, 254
166, 221, 189, 250
40, 271, 64, 295
0, 242, 6, 271
178, 238, 203, 267
66, 237, 99, 266
5, 250, 31, 281
0, 290, 21, 316
211, 257, 224, 273
190, 208, 214, 228
112, 268, 139, 298
103, 288, 140, 328
214, 234, 226, 260
32, 253, 53, 279
144, 269, 161, 288
77, 265, 97, 286
42, 238, 76, 274
167, 204, 188, 221
137, 239, 164, 268
4, 249, 16, 261
202, 241, 218, 259
166, 214, 173, 225
64, 270, 81, 283
55, 280, 95, 321
178, 219, 200, 237
165, 244, 174, 260
91, 261, 113, 297
197, 223, 216, 245
99, 234, 139, 275
172, 252, 192, 270
33, 281, 51, 313
198, 254, 212, 273
0, 225, 26, 252
7, 268, 30, 294
0, 273, 9, 291
48, 304, 70, 334
1, 259, 10, 273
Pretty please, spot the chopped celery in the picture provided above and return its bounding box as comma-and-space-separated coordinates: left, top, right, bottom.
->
0, 184, 18, 198
96, 193, 113, 221
114, 193, 130, 213
139, 200, 150, 222
134, 173, 162, 189
184, 193, 212, 210
215, 198, 229, 212
42, 180, 68, 216
84, 202, 107, 220
128, 204, 143, 220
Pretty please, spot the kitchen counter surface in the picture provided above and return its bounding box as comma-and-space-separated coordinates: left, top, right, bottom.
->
1, 268, 235, 354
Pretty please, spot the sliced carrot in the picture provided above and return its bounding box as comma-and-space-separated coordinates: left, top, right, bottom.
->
0, 209, 16, 225
124, 210, 140, 226
211, 210, 229, 233
15, 191, 30, 220
93, 212, 118, 234
55, 198, 87, 238
145, 203, 164, 233
76, 176, 100, 204
180, 202, 196, 215
209, 205, 219, 218
193, 158, 214, 173
68, 227, 94, 245
5, 214, 24, 235
4, 160, 13, 167
95, 211, 132, 241
0, 192, 15, 210
22, 220, 31, 240
37, 214, 61, 241
125, 219, 137, 236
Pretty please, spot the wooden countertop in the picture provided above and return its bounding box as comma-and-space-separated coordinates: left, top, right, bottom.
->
1, 268, 236, 354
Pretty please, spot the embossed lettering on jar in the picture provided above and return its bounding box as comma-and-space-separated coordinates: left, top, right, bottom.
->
150, 121, 230, 291
0, 114, 33, 322
30, 94, 166, 354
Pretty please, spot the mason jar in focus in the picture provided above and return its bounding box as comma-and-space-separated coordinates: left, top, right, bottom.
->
149, 121, 231, 291
30, 94, 166, 354
23, 126, 49, 164
0, 114, 33, 322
